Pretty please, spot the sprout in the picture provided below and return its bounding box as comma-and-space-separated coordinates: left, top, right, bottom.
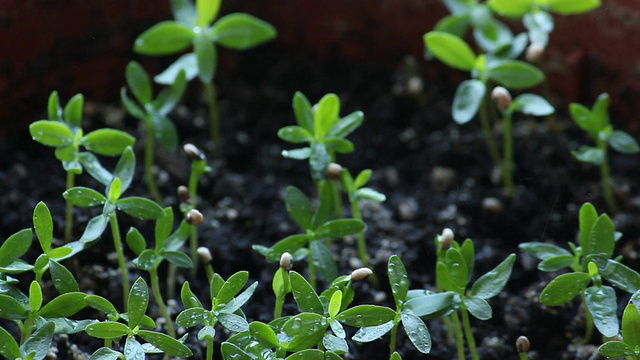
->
197, 247, 213, 265
326, 162, 343, 181
525, 43, 545, 63
516, 336, 530, 353
184, 143, 206, 161
350, 267, 373, 281
279, 252, 293, 270
177, 185, 191, 204
491, 86, 512, 112
440, 228, 454, 250
186, 209, 204, 226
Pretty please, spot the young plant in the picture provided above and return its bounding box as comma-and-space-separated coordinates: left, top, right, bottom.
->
127, 207, 193, 338
176, 272, 258, 360
569, 93, 640, 213
0, 321, 55, 360
121, 61, 187, 204
29, 91, 135, 242
134, 0, 277, 155
516, 336, 531, 360
599, 297, 640, 359
436, 241, 516, 360
520, 202, 640, 343
340, 166, 386, 274
63, 147, 165, 308
85, 277, 192, 358
491, 87, 554, 196
273, 252, 293, 319
253, 186, 365, 288
424, 31, 544, 167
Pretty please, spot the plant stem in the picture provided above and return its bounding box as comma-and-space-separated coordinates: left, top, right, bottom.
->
144, 123, 163, 205
167, 263, 177, 301
599, 146, 618, 214
203, 81, 221, 158
64, 171, 75, 243
581, 292, 595, 344
519, 351, 529, 360
451, 311, 466, 360
19, 318, 34, 345
443, 314, 456, 346
206, 336, 214, 360
150, 268, 175, 338
502, 110, 515, 197
351, 199, 379, 288
479, 91, 502, 167
389, 316, 400, 356
274, 295, 284, 319
188, 166, 200, 279
461, 309, 480, 360
109, 212, 129, 310
204, 263, 215, 283
308, 241, 316, 289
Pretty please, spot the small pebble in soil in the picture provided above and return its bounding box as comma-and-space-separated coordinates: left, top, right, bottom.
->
482, 197, 504, 214
373, 291, 387, 303
383, 167, 400, 188
430, 166, 456, 192
398, 197, 419, 220
437, 204, 457, 221
349, 257, 364, 269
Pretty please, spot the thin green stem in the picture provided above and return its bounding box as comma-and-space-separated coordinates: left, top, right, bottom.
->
144, 123, 163, 205
19, 318, 33, 345
443, 315, 456, 346
167, 263, 177, 301
451, 311, 466, 360
479, 91, 502, 167
109, 212, 129, 310
204, 263, 214, 283
389, 316, 400, 356
502, 110, 515, 197
308, 241, 316, 289
274, 295, 285, 319
203, 81, 221, 158
519, 351, 529, 360
461, 309, 480, 360
206, 337, 214, 360
150, 268, 175, 338
581, 292, 595, 344
64, 171, 75, 243
599, 147, 618, 214
351, 199, 379, 288
189, 166, 200, 279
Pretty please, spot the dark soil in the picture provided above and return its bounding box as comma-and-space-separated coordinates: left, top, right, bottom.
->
2, 45, 640, 360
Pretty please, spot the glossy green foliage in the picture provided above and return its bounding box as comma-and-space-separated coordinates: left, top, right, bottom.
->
341, 168, 386, 204
30, 92, 135, 174
279, 92, 364, 180
121, 61, 187, 150
599, 299, 640, 359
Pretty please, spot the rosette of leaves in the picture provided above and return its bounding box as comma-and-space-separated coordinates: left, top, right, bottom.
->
253, 186, 365, 288
423, 31, 544, 165
175, 272, 258, 360
599, 296, 640, 359
436, 243, 516, 360
85, 277, 192, 359
487, 0, 602, 47
520, 202, 640, 342
121, 61, 187, 204
134, 0, 277, 154
569, 93, 639, 213
29, 91, 135, 242
63, 146, 165, 307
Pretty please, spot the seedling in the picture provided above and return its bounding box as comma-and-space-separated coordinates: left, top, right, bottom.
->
569, 93, 639, 213
134, 0, 277, 155
176, 272, 258, 360
435, 240, 516, 360
340, 167, 386, 275
520, 202, 640, 342
516, 336, 530, 360
491, 87, 554, 196
63, 147, 165, 307
0, 321, 55, 360
30, 91, 135, 242
253, 186, 365, 288
121, 61, 187, 204
127, 207, 193, 338
599, 297, 640, 359
85, 277, 192, 358
424, 31, 544, 166
273, 252, 293, 319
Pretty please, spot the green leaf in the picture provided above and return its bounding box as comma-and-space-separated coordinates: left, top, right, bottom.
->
512, 94, 555, 116
405, 291, 455, 318
82, 129, 136, 156
125, 61, 152, 105
63, 187, 106, 207
285, 186, 313, 230
623, 301, 640, 348
138, 330, 193, 357
452, 79, 485, 124
63, 94, 84, 129
540, 272, 591, 305
292, 91, 314, 131
538, 255, 575, 272
0, 326, 21, 359
444, 248, 468, 294
487, 60, 544, 89
519, 242, 572, 260
29, 120, 73, 147
85, 295, 118, 317
609, 130, 640, 154
583, 214, 615, 259
433, 14, 470, 38
117, 197, 164, 219
487, 0, 531, 17
598, 341, 634, 358
30, 280, 43, 312
329, 290, 342, 318
114, 147, 135, 192
180, 282, 203, 309
328, 111, 364, 138
324, 137, 354, 154
572, 146, 604, 165
176, 307, 208, 327
590, 257, 640, 293
194, 35, 216, 84
20, 321, 55, 360
460, 239, 475, 280
125, 228, 147, 256
314, 219, 365, 239
47, 91, 62, 120
286, 349, 325, 360
38, 292, 86, 318
128, 277, 149, 329
352, 320, 394, 342
124, 338, 144, 360
400, 311, 432, 354
282, 313, 326, 350
86, 321, 130, 339
222, 282, 257, 314
309, 141, 331, 181
78, 152, 112, 186
388, 255, 409, 307
310, 240, 338, 282
154, 70, 187, 116
353, 169, 372, 189
133, 249, 158, 271
323, 334, 348, 354
0, 228, 33, 266
290, 271, 324, 314
79, 214, 109, 243
547, 0, 601, 15
569, 103, 598, 137
282, 147, 311, 160
336, 305, 397, 327
212, 13, 277, 50
390, 352, 403, 360
314, 93, 341, 138
155, 53, 199, 85
196, 0, 221, 26
218, 312, 249, 333
524, 11, 553, 47
278, 126, 314, 144
584, 285, 619, 337
164, 251, 193, 268
89, 347, 121, 360
0, 294, 28, 320
220, 342, 252, 360
249, 321, 279, 348
150, 113, 179, 150
33, 202, 53, 254
217, 271, 249, 304
49, 259, 79, 293
255, 234, 310, 261
471, 254, 516, 299
424, 31, 476, 71
121, 88, 146, 120
134, 21, 195, 55
463, 296, 492, 320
